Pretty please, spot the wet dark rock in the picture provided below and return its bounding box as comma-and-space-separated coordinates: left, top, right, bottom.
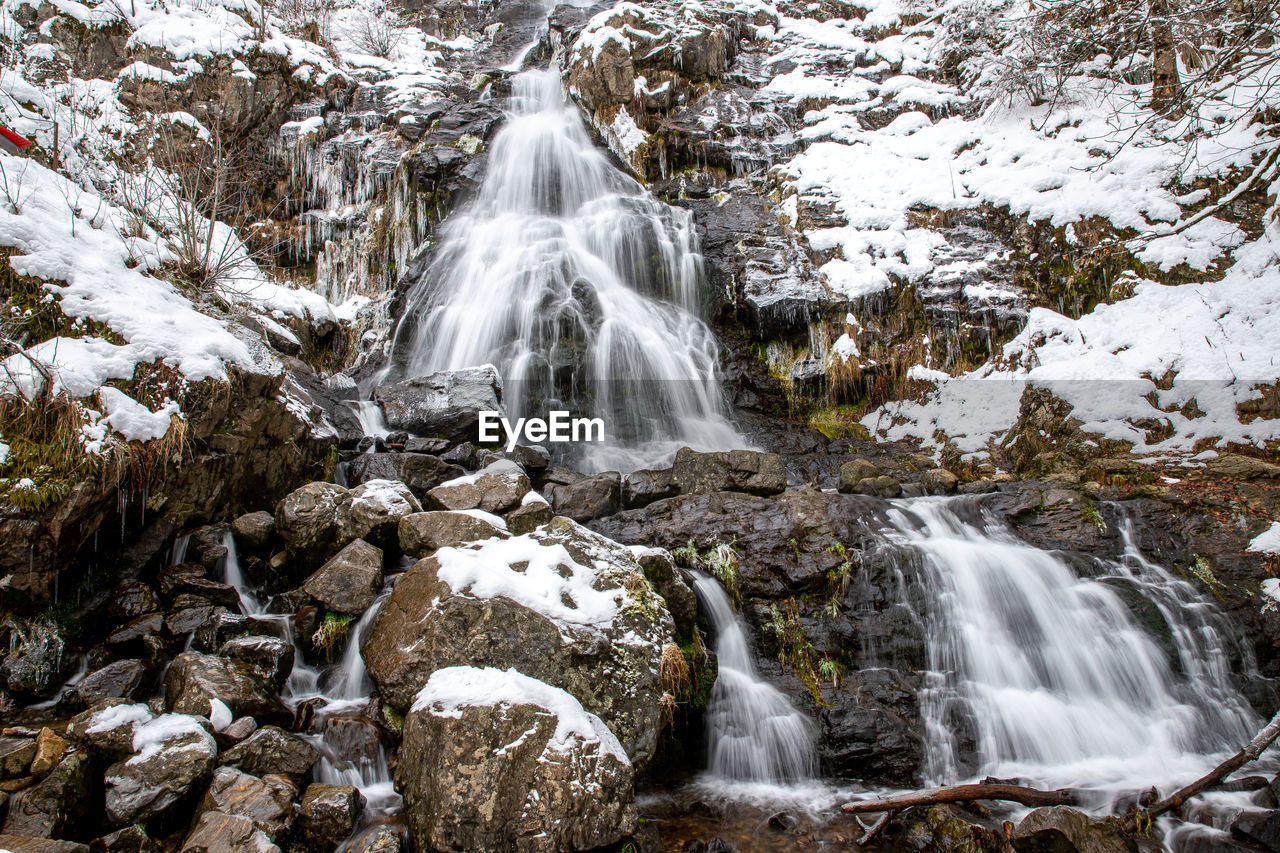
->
671, 448, 786, 496
66, 700, 150, 759
1230, 809, 1280, 851
398, 511, 507, 557
194, 613, 290, 654
0, 836, 90, 853
427, 462, 530, 514
895, 804, 1006, 853
374, 366, 503, 443
197, 767, 294, 840
274, 482, 352, 560
218, 726, 319, 782
73, 660, 145, 707
219, 717, 258, 745
343, 453, 464, 500
301, 539, 383, 616
401, 436, 447, 454
106, 614, 163, 648
171, 578, 244, 610
218, 637, 294, 690
544, 472, 622, 521
108, 582, 160, 621
231, 513, 276, 551
819, 668, 923, 786
594, 488, 873, 599
341, 480, 423, 549
1011, 806, 1135, 853
90, 824, 160, 853
157, 563, 207, 597
1, 753, 95, 839
165, 599, 227, 637
294, 785, 363, 851
165, 652, 289, 724
343, 826, 401, 853
623, 467, 679, 508
0, 737, 36, 778
105, 718, 217, 825
179, 811, 278, 853
635, 548, 698, 642
398, 685, 635, 853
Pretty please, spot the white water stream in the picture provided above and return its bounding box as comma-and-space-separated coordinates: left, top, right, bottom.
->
881, 498, 1261, 798
693, 574, 817, 785
379, 69, 743, 471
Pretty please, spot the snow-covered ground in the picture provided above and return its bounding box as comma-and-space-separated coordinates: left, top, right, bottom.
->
760, 0, 1280, 461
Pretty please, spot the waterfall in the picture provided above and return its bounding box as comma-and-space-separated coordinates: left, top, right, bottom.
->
692, 574, 818, 785
880, 498, 1260, 796
379, 69, 743, 472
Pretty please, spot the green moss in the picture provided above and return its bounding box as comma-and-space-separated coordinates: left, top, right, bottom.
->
312, 612, 353, 662
678, 628, 717, 710
672, 540, 740, 606
808, 405, 872, 440
1081, 497, 1107, 532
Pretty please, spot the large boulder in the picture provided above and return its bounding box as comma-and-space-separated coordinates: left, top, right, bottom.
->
398, 511, 508, 557
76, 659, 147, 705
1011, 806, 1136, 853
398, 667, 636, 853
218, 726, 318, 783
364, 517, 675, 766
374, 366, 503, 442
294, 785, 363, 852
105, 714, 218, 825
274, 482, 351, 557
197, 767, 294, 840
301, 539, 383, 615
165, 652, 289, 724
544, 472, 622, 522
340, 480, 422, 547
426, 461, 530, 514
671, 447, 786, 496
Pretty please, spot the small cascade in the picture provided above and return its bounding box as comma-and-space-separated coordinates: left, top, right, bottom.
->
692, 574, 817, 785
349, 401, 390, 439
378, 69, 744, 472
220, 532, 263, 617
878, 498, 1260, 796
216, 530, 400, 817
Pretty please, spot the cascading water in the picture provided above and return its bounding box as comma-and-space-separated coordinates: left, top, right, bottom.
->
692, 574, 817, 785
218, 537, 400, 815
878, 498, 1261, 797
379, 69, 743, 471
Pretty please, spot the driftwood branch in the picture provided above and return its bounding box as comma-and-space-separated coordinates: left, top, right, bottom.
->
841, 783, 1081, 814
840, 709, 1280, 830
1123, 709, 1280, 830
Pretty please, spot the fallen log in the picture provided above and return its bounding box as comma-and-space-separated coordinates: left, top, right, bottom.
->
839, 709, 1280, 827
1124, 708, 1280, 831
841, 783, 1081, 814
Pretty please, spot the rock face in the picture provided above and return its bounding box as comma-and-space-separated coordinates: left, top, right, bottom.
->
364, 517, 675, 767
105, 714, 218, 825
374, 366, 503, 442
301, 539, 383, 615
197, 767, 294, 840
398, 667, 636, 853
274, 482, 352, 558
543, 472, 622, 521
294, 785, 363, 851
